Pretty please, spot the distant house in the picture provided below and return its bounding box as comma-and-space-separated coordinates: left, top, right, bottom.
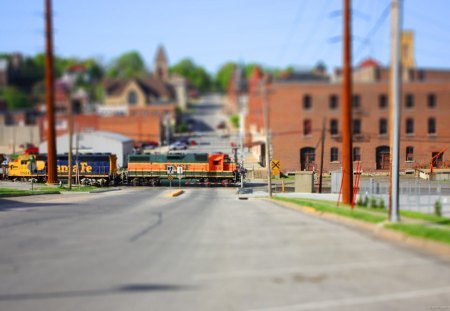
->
103, 77, 175, 108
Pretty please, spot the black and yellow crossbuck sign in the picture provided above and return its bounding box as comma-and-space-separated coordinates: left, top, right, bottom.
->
271, 160, 281, 176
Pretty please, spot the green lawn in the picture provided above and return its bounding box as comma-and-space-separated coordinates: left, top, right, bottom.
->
273, 196, 450, 247
273, 197, 386, 223
0, 185, 101, 197
0, 187, 60, 197
386, 223, 450, 245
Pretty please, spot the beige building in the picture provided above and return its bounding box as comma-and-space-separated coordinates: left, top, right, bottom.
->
103, 78, 175, 107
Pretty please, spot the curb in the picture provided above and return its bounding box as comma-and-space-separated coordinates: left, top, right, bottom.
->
90, 188, 122, 194
270, 199, 450, 259
0, 191, 60, 198
170, 190, 184, 197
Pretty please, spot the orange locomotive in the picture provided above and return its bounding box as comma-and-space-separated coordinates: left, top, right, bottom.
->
126, 153, 239, 186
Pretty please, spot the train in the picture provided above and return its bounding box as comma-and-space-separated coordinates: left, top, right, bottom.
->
6, 153, 119, 186
126, 152, 239, 186
3, 152, 240, 186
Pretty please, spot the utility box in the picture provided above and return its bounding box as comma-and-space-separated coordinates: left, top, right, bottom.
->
295, 171, 314, 193
331, 169, 342, 193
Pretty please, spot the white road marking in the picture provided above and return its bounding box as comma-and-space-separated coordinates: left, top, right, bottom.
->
246, 286, 450, 311
194, 258, 431, 281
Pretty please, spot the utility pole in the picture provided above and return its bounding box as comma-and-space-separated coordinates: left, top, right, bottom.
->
261, 75, 272, 198
45, 0, 57, 184
235, 65, 246, 190
239, 102, 245, 189
318, 117, 326, 193
389, 0, 402, 222
341, 0, 353, 204
68, 101, 73, 190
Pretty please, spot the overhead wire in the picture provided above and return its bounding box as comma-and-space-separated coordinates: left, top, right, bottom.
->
354, 1, 391, 63
275, 0, 308, 65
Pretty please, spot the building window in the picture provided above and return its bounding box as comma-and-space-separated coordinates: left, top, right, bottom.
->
128, 90, 137, 105
428, 118, 436, 135
330, 119, 338, 135
418, 70, 425, 81
405, 94, 414, 108
379, 118, 387, 135
330, 147, 339, 162
406, 118, 414, 134
329, 95, 338, 110
353, 147, 361, 161
427, 94, 436, 108
303, 119, 312, 136
406, 146, 414, 161
352, 94, 361, 108
353, 119, 361, 134
379, 94, 388, 109
303, 95, 312, 110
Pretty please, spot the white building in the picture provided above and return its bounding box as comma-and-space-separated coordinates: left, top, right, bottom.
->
39, 131, 134, 168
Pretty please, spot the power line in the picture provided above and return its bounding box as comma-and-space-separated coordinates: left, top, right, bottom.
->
354, 1, 391, 62
276, 0, 308, 64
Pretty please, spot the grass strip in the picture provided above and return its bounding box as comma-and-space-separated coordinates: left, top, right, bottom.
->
386, 223, 450, 245
273, 197, 387, 224
35, 185, 100, 193
356, 206, 450, 226
0, 187, 60, 197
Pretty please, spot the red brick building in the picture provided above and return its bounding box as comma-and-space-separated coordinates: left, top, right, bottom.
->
38, 113, 164, 144
244, 61, 450, 174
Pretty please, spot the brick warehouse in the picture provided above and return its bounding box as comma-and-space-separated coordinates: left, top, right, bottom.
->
243, 61, 450, 174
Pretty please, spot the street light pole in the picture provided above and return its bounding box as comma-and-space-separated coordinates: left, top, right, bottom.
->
389, 0, 402, 222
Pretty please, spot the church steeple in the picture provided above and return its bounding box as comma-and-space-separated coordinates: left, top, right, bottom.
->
154, 45, 169, 81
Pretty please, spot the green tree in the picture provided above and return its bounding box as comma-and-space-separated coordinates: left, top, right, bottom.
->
1, 87, 31, 110
83, 58, 104, 81
215, 62, 236, 93
243, 63, 260, 79
170, 58, 211, 93
106, 51, 146, 78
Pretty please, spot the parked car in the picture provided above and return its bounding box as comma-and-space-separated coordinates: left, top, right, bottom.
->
169, 141, 188, 150
216, 121, 226, 130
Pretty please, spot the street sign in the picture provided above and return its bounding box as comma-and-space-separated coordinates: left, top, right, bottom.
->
167, 165, 174, 175
177, 166, 183, 175
167, 175, 174, 182
271, 160, 281, 176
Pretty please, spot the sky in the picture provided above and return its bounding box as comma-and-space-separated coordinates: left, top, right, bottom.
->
1, 0, 449, 74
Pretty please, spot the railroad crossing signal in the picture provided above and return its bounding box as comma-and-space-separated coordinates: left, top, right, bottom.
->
271, 160, 281, 176
177, 166, 183, 175
167, 165, 174, 175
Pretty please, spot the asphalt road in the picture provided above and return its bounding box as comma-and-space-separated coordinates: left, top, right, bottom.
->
178, 95, 238, 156
0, 188, 449, 311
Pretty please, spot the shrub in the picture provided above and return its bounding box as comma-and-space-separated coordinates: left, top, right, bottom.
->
369, 196, 378, 208
378, 197, 385, 209
434, 200, 442, 217
357, 196, 364, 207
363, 196, 369, 207
230, 115, 239, 128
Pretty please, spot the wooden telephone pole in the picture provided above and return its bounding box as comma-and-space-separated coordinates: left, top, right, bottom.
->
341, 0, 353, 204
45, 0, 57, 184
261, 75, 272, 198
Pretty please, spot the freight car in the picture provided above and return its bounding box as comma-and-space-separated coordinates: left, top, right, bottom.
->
126, 152, 239, 186
7, 153, 119, 186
